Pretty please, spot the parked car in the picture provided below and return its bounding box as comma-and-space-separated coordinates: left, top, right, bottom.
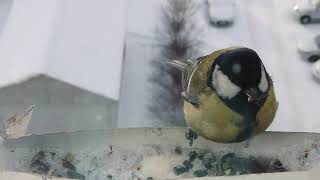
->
206, 0, 236, 27
297, 34, 320, 62
293, 0, 320, 24
312, 60, 320, 81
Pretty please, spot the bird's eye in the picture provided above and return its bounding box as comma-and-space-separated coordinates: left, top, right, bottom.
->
232, 63, 241, 74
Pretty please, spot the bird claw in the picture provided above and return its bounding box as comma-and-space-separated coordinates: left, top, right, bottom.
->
185, 128, 198, 146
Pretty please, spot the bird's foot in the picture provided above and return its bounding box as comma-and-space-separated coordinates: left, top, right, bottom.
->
185, 128, 198, 146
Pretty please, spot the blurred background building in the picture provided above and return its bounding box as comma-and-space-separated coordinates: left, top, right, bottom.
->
0, 0, 126, 134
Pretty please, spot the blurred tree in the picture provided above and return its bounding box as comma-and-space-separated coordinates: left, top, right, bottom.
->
148, 0, 202, 126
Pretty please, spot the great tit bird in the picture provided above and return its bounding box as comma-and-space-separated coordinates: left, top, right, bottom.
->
169, 47, 278, 145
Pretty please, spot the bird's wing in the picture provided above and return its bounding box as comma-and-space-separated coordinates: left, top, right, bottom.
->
168, 59, 199, 105
183, 62, 199, 105
255, 85, 278, 134
168, 47, 239, 105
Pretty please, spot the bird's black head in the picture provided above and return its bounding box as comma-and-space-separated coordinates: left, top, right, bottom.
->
208, 47, 270, 105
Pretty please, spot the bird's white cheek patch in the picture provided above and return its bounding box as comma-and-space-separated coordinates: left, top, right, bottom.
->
259, 64, 269, 93
211, 66, 241, 99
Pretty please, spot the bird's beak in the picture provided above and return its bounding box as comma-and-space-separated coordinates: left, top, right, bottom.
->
244, 87, 268, 104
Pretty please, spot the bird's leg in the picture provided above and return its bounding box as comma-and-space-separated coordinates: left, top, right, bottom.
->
185, 127, 198, 146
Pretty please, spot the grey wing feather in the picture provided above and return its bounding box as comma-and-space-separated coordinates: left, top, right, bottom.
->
182, 55, 207, 105
168, 59, 199, 105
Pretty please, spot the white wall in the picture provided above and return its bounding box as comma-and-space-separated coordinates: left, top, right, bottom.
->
0, 0, 58, 87
46, 0, 127, 100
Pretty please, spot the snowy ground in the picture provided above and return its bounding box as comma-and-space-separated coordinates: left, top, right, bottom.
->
1, 128, 320, 179
119, 0, 320, 132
